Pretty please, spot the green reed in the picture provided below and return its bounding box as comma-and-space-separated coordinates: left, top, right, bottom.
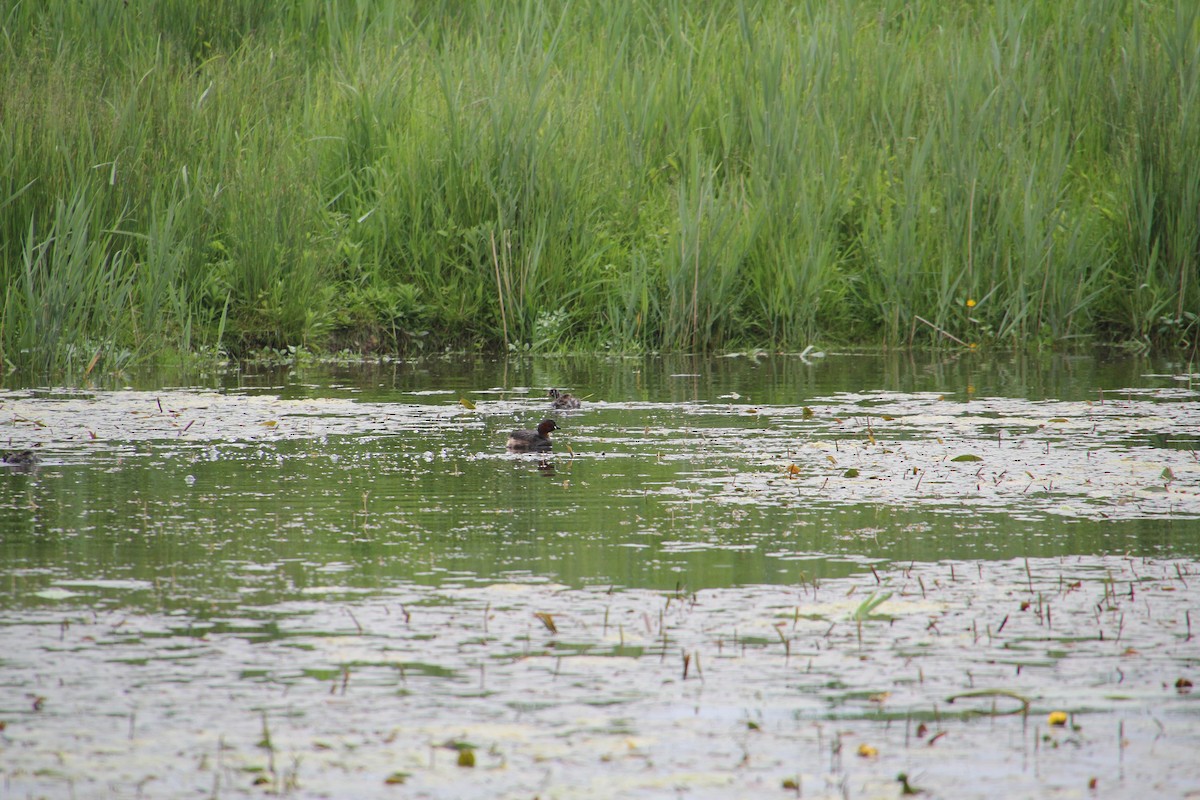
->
1, 0, 1197, 375
1108, 1, 1200, 348
10, 190, 135, 375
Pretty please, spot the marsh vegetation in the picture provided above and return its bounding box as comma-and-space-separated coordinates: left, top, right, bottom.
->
2, 1, 1199, 376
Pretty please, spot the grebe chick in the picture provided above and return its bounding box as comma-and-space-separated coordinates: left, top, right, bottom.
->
548, 388, 581, 409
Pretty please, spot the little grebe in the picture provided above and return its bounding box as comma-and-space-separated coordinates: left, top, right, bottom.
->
506, 419, 560, 451
1, 450, 38, 470
548, 388, 581, 409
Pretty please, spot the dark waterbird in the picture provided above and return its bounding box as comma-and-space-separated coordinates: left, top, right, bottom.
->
1, 450, 38, 469
548, 388, 581, 409
507, 419, 560, 451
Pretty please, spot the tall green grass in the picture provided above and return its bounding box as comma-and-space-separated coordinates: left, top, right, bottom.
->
1, 0, 1198, 375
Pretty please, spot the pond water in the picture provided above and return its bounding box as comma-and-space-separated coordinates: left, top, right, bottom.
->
1, 351, 1198, 798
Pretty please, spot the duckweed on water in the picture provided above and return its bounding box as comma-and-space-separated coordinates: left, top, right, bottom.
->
2, 381, 1197, 522
0, 559, 1196, 798
1, 357, 1198, 797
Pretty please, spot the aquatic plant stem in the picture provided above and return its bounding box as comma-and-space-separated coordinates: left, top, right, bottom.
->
914, 315, 970, 347
491, 228, 509, 351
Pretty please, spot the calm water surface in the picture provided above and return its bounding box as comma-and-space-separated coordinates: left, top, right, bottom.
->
3, 351, 1198, 596
1, 352, 1197, 798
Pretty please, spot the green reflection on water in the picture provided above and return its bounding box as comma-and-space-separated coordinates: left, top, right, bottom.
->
2, 352, 1198, 611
